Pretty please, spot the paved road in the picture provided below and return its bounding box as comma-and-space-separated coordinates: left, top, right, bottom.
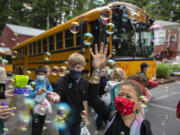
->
2, 81, 180, 135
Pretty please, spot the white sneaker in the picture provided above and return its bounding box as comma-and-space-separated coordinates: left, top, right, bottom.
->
43, 126, 47, 130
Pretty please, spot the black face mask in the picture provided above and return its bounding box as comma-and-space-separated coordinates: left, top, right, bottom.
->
69, 69, 82, 81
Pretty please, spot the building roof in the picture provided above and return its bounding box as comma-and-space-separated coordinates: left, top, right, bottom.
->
6, 24, 46, 36
154, 20, 180, 27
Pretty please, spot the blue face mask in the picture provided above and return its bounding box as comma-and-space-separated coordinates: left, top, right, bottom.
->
37, 75, 45, 81
69, 69, 82, 81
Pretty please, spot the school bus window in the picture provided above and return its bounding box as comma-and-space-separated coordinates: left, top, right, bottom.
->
65, 30, 73, 48
56, 32, 63, 50
49, 36, 54, 52
33, 42, 37, 55
43, 38, 47, 52
37, 40, 41, 54
21, 47, 24, 56
29, 44, 32, 56
76, 22, 87, 46
19, 48, 22, 56
25, 46, 27, 55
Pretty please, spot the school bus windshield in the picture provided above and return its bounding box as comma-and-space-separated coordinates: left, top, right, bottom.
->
110, 4, 153, 59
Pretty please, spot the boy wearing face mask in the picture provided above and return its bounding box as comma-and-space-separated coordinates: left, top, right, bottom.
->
28, 66, 53, 135
54, 53, 89, 135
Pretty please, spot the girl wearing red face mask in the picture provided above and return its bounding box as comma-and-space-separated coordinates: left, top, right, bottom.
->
88, 43, 153, 135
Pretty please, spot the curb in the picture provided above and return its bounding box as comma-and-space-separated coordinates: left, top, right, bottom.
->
158, 77, 176, 84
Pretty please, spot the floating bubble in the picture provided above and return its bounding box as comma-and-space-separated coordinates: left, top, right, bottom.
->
26, 70, 32, 75
161, 120, 166, 126
2, 59, 8, 64
31, 81, 36, 89
81, 110, 86, 119
164, 113, 169, 120
12, 51, 18, 58
10, 106, 16, 116
105, 23, 115, 35
92, 76, 99, 83
122, 14, 128, 22
112, 48, 116, 55
64, 61, 68, 65
0, 42, 5, 46
93, 0, 105, 5
120, 131, 125, 135
39, 106, 46, 116
149, 25, 163, 42
87, 73, 91, 77
3, 128, 8, 134
140, 95, 148, 103
59, 66, 67, 77
70, 22, 79, 34
100, 8, 111, 20
52, 66, 59, 76
53, 103, 72, 131
19, 110, 31, 123
9, 79, 15, 88
44, 52, 51, 61
21, 120, 29, 131
68, 83, 72, 88
24, 98, 35, 109
83, 33, 94, 46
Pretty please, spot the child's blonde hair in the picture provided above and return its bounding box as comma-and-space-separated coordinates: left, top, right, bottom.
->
67, 53, 86, 68
110, 68, 126, 81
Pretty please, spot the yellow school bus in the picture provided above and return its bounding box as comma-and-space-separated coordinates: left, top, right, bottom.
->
12, 2, 156, 82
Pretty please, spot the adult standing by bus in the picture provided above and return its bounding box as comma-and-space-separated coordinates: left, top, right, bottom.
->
0, 59, 8, 94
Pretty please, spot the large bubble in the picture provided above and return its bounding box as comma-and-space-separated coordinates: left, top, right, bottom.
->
44, 52, 51, 61
93, 0, 105, 5
100, 8, 111, 20
59, 66, 67, 77
149, 25, 163, 43
52, 66, 59, 76
70, 22, 80, 34
105, 23, 115, 35
52, 102, 72, 131
83, 33, 94, 46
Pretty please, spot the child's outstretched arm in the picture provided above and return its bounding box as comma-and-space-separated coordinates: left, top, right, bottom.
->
87, 43, 116, 121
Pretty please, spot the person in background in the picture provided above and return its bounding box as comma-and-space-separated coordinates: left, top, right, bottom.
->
0, 59, 8, 94
54, 53, 89, 135
140, 63, 149, 79
44, 65, 51, 78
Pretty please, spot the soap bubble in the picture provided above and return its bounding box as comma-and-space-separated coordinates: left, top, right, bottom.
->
83, 33, 94, 46
105, 23, 115, 35
12, 51, 18, 58
93, 0, 105, 5
122, 14, 128, 22
70, 22, 80, 34
52, 66, 59, 76
59, 66, 67, 77
44, 52, 51, 61
100, 8, 111, 20
149, 25, 163, 42
53, 103, 72, 131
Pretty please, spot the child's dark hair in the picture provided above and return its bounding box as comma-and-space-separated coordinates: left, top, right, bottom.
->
126, 73, 148, 87
35, 66, 47, 75
120, 80, 143, 98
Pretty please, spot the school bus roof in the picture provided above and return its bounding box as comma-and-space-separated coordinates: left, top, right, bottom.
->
13, 2, 150, 50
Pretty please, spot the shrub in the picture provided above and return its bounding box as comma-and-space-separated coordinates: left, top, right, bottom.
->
156, 63, 171, 78
170, 64, 180, 72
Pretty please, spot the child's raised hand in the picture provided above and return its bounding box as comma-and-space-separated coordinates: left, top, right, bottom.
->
90, 42, 111, 69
